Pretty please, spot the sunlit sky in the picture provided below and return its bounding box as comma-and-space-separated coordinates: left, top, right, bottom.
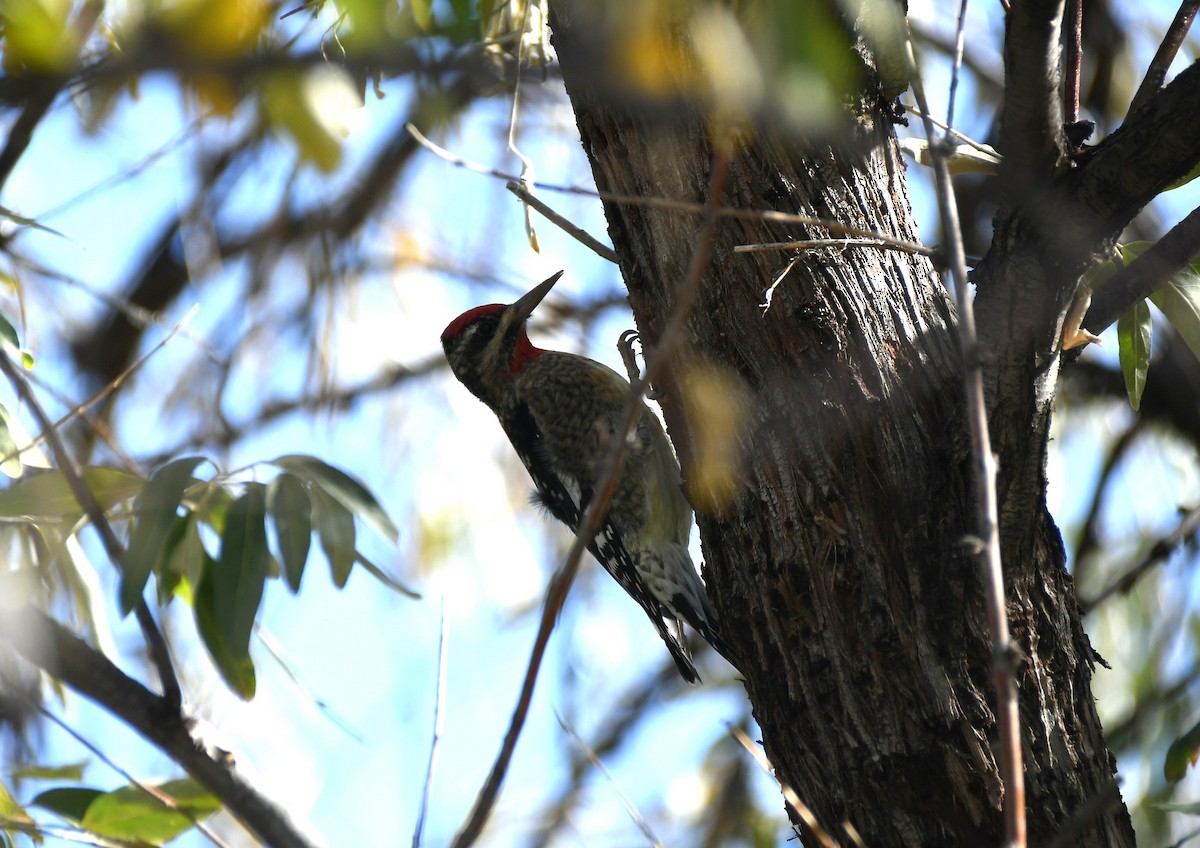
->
4, 1, 1200, 846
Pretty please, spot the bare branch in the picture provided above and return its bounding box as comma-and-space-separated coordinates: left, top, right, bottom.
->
909, 38, 1027, 848
1128, 0, 1200, 115
728, 724, 839, 848
556, 714, 662, 847
0, 351, 182, 713
0, 605, 317, 848
405, 122, 933, 255
1083, 204, 1200, 337
37, 707, 232, 848
412, 598, 449, 848
1081, 503, 1200, 613
505, 180, 619, 263
999, 2, 1066, 186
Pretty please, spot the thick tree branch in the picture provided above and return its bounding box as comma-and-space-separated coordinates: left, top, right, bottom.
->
999, 2, 1066, 186
1128, 1, 1200, 115
1069, 62, 1200, 255
0, 605, 316, 848
1083, 204, 1200, 335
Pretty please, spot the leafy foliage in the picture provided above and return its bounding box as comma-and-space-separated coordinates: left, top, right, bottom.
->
32, 778, 220, 845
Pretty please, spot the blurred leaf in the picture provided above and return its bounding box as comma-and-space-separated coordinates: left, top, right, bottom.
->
194, 547, 256, 698
273, 454, 398, 542
212, 484, 269, 661
0, 311, 19, 352
1117, 299, 1152, 411
33, 780, 219, 844
1155, 800, 1200, 814
156, 0, 269, 58
11, 760, 87, 780
357, 551, 420, 598
261, 67, 361, 172
0, 467, 142, 523
682, 362, 749, 516
121, 457, 208, 614
0, 0, 79, 72
1166, 719, 1200, 782
310, 485, 355, 588
185, 480, 233, 536
80, 778, 220, 843
0, 404, 22, 479
0, 777, 33, 825
1150, 269, 1200, 363
267, 472, 311, 593
160, 513, 207, 606
31, 787, 102, 822
411, 0, 433, 30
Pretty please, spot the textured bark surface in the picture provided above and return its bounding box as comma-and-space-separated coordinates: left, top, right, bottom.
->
550, 2, 1135, 845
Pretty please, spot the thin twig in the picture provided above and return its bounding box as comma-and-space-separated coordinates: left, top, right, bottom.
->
1064, 0, 1083, 126
0, 306, 199, 470
946, 0, 970, 129
0, 605, 317, 848
449, 138, 733, 848
1129, 0, 1200, 115
37, 706, 231, 848
412, 597, 449, 848
0, 351, 182, 712
734, 237, 936, 259
908, 38, 1026, 848
405, 123, 931, 256
556, 714, 663, 848
728, 724, 839, 848
1072, 421, 1142, 577
1082, 503, 1200, 613
534, 663, 675, 846
903, 105, 1001, 157
505, 180, 619, 262
0, 816, 134, 847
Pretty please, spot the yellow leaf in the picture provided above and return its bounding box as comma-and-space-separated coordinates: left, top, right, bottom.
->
681, 360, 749, 516
156, 0, 268, 59
1, 0, 79, 71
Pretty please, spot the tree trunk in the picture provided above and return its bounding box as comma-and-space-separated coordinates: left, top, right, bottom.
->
550, 2, 1136, 845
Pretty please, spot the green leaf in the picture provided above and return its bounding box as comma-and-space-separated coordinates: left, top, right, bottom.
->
155, 514, 194, 604
0, 467, 142, 523
1154, 800, 1200, 814
1150, 269, 1200, 363
0, 404, 22, 478
268, 472, 312, 593
273, 454, 398, 542
80, 778, 220, 843
1166, 160, 1200, 192
1166, 719, 1200, 782
0, 776, 32, 824
195, 548, 256, 698
31, 787, 103, 822
310, 485, 356, 588
212, 484, 270, 661
0, 312, 18, 355
122, 457, 208, 614
1116, 299, 1152, 410
11, 760, 87, 780
411, 0, 433, 29
357, 551, 421, 598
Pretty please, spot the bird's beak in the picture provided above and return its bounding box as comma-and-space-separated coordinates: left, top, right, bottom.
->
509, 271, 563, 323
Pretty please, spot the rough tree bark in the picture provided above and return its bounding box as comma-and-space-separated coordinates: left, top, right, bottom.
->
547, 1, 1200, 844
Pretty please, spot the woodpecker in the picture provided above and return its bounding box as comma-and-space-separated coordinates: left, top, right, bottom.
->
441, 272, 727, 683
